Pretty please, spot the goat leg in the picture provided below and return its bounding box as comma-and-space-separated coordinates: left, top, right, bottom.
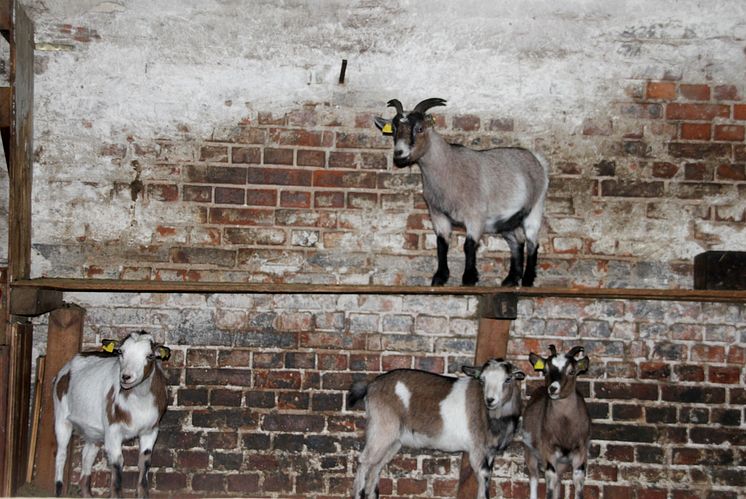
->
501, 231, 524, 287
522, 240, 539, 287
431, 235, 451, 285
462, 236, 479, 286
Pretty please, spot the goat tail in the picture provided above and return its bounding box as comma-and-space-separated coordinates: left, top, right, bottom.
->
348, 381, 368, 409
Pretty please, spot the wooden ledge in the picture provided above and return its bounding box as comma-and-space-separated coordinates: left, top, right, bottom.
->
10, 278, 746, 303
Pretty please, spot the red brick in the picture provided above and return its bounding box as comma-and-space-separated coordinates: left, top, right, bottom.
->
185, 164, 247, 184
708, 366, 741, 384
258, 112, 287, 125
666, 103, 730, 120
297, 149, 326, 167
646, 81, 676, 100
147, 183, 179, 202
270, 128, 330, 147
736, 144, 746, 161
674, 364, 705, 382
651, 162, 679, 178
714, 124, 745, 141
734, 103, 746, 120
209, 207, 274, 226
314, 191, 345, 208
263, 148, 294, 165
231, 146, 261, 164
452, 114, 480, 131
247, 167, 312, 186
684, 163, 713, 181
214, 187, 245, 205
348, 192, 378, 209
200, 145, 229, 162
639, 362, 670, 380
313, 170, 376, 189
361, 152, 387, 170
382, 355, 413, 370
680, 122, 711, 140
328, 151, 357, 168
679, 84, 710, 100
713, 84, 740, 101
177, 450, 210, 468
245, 188, 277, 206
183, 185, 212, 203
668, 142, 731, 159
335, 131, 390, 149
397, 478, 427, 495
716, 163, 746, 181
280, 191, 311, 208
691, 344, 725, 362
601, 180, 664, 198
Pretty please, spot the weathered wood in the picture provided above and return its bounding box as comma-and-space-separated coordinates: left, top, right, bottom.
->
9, 288, 64, 316
26, 355, 45, 484
3, 322, 33, 496
0, 346, 8, 495
10, 277, 746, 303
456, 317, 512, 499
7, 0, 34, 283
479, 293, 518, 320
0, 87, 10, 129
33, 305, 85, 495
0, 0, 10, 35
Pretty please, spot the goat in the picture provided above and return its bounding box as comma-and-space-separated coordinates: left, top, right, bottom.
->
53, 331, 171, 498
522, 345, 591, 499
375, 98, 548, 287
349, 359, 525, 499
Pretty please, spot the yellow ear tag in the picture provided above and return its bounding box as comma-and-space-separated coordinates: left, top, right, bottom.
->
533, 359, 545, 370
102, 342, 115, 353
381, 122, 393, 135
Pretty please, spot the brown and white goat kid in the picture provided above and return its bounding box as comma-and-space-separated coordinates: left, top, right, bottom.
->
522, 345, 591, 499
349, 359, 525, 499
375, 98, 548, 287
53, 331, 170, 498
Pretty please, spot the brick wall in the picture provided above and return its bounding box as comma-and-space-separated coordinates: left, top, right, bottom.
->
35, 293, 744, 498
33, 78, 745, 288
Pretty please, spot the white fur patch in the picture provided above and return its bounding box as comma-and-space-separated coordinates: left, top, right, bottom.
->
551, 356, 567, 370
395, 381, 411, 410
394, 141, 411, 158
436, 378, 471, 451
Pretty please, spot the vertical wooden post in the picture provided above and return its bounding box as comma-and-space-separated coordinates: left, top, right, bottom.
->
32, 305, 84, 495
456, 294, 517, 499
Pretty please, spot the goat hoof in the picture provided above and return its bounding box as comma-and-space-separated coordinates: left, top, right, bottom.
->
431, 273, 449, 286
462, 270, 479, 286
501, 276, 520, 287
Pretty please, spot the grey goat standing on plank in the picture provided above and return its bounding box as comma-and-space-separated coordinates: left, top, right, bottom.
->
53, 331, 170, 498
375, 98, 549, 287
522, 345, 591, 499
348, 359, 525, 499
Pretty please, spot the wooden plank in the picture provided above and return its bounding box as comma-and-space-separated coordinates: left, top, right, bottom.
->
26, 355, 45, 483
0, 87, 10, 129
3, 322, 33, 496
0, 0, 10, 34
0, 346, 8, 495
33, 304, 85, 495
7, 0, 34, 283
456, 318, 512, 499
9, 277, 746, 303
9, 288, 63, 316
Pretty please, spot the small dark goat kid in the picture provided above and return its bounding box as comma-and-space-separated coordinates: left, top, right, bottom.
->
53, 331, 171, 498
349, 359, 525, 499
522, 345, 591, 499
375, 98, 548, 287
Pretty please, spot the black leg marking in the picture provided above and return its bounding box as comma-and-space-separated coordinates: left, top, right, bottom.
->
546, 462, 555, 472
141, 459, 151, 488
501, 232, 524, 287
462, 236, 479, 286
432, 235, 450, 285
113, 462, 123, 496
523, 241, 539, 287
375, 484, 380, 499
55, 481, 63, 497
358, 490, 365, 499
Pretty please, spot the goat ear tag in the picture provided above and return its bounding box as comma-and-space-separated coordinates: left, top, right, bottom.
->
157, 346, 171, 361
381, 122, 393, 135
102, 340, 117, 353
532, 358, 545, 371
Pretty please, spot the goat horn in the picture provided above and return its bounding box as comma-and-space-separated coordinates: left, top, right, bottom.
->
548, 344, 557, 356
567, 346, 585, 358
412, 97, 447, 115
387, 99, 405, 116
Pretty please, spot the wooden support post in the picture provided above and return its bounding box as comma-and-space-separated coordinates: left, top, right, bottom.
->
33, 305, 84, 495
2, 322, 33, 496
456, 293, 517, 499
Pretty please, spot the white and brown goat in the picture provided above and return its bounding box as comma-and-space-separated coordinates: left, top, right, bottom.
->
53, 331, 170, 498
522, 345, 591, 499
375, 98, 548, 287
349, 359, 525, 499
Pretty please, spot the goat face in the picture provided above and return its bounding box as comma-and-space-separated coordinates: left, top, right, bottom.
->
529, 345, 589, 400
102, 331, 171, 390
374, 98, 447, 168
463, 359, 525, 411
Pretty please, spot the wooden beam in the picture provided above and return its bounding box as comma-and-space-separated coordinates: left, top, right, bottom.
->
0, 0, 10, 35
9, 288, 63, 317
456, 316, 512, 499
33, 304, 85, 495
0, 87, 10, 130
9, 277, 746, 303
2, 322, 32, 496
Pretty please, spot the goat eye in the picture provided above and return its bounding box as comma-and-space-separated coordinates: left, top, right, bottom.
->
504, 378, 512, 384
415, 125, 424, 134
147, 354, 155, 361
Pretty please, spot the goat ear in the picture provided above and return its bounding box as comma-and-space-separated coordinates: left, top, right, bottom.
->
575, 356, 589, 374
529, 352, 546, 371
101, 339, 119, 353
156, 345, 171, 361
461, 365, 482, 379
374, 117, 393, 135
